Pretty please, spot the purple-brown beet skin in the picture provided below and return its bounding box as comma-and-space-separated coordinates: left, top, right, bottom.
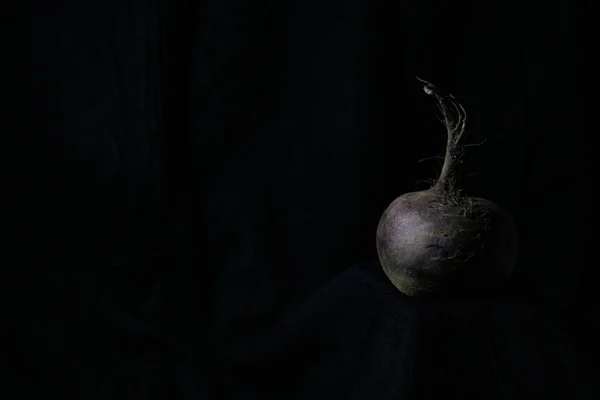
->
376, 190, 518, 296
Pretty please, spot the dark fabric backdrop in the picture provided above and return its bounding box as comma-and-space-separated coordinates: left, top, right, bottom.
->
5, 0, 594, 398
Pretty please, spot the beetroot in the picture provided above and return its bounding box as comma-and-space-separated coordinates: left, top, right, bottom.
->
376, 79, 519, 297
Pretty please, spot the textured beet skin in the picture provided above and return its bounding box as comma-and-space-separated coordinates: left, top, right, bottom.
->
376, 190, 519, 296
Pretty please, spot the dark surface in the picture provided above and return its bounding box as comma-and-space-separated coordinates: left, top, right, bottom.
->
5, 262, 595, 399
6, 0, 595, 398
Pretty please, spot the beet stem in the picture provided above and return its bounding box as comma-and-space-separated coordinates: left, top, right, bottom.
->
416, 77, 468, 196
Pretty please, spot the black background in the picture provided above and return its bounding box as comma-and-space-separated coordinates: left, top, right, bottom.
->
5, 0, 594, 398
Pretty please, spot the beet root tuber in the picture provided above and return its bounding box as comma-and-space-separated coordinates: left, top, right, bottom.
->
376, 79, 519, 297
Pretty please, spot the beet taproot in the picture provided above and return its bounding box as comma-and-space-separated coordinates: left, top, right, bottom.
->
376, 78, 518, 297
